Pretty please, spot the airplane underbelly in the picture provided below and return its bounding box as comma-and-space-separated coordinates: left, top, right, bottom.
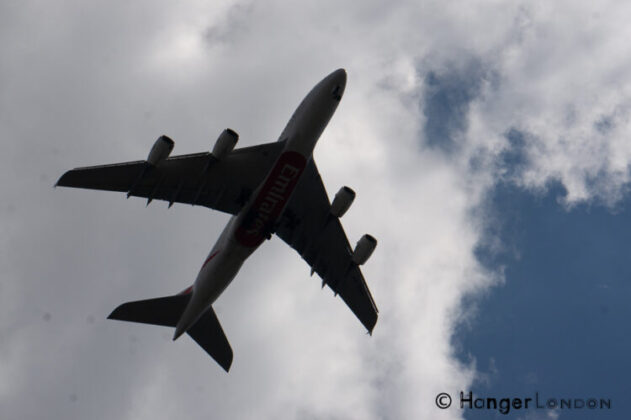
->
195, 246, 246, 305
234, 150, 307, 248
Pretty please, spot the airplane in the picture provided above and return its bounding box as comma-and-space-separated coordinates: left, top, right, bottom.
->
56, 69, 378, 372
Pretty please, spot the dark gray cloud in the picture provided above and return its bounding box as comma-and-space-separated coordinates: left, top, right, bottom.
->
421, 60, 487, 154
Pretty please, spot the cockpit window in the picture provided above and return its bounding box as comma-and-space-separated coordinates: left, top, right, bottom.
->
332, 85, 342, 101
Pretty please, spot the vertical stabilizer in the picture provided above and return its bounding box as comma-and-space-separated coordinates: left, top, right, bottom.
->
187, 306, 233, 371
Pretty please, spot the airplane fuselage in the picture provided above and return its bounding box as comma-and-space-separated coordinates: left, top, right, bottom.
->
173, 69, 347, 339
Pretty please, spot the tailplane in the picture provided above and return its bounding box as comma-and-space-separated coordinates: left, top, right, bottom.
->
108, 294, 233, 371
108, 294, 191, 327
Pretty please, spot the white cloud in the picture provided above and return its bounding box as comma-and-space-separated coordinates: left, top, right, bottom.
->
516, 408, 560, 420
463, 1, 631, 205
3, 1, 631, 419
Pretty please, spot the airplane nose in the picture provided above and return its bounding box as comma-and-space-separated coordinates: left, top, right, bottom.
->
333, 68, 347, 87
330, 68, 347, 101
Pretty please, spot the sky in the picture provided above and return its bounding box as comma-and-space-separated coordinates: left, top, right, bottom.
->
2, 1, 631, 419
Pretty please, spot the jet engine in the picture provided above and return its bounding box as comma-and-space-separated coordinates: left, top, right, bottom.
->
352, 234, 377, 265
211, 129, 239, 159
330, 186, 355, 218
146, 135, 174, 166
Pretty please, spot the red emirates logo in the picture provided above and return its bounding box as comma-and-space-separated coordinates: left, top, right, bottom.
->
235, 151, 306, 247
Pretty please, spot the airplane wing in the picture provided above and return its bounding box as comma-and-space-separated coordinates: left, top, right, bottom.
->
56, 141, 285, 215
275, 160, 378, 333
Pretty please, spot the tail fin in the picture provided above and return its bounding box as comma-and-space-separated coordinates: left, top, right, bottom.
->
187, 306, 233, 371
108, 295, 233, 371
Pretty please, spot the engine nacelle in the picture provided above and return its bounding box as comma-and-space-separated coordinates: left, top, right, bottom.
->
352, 234, 377, 265
146, 135, 174, 166
330, 186, 355, 218
211, 128, 239, 159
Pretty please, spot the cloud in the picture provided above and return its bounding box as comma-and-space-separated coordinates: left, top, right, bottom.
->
462, 2, 631, 205
3, 1, 631, 419
516, 409, 560, 420
421, 59, 489, 154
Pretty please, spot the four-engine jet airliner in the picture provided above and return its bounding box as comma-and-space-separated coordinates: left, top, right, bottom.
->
57, 69, 378, 372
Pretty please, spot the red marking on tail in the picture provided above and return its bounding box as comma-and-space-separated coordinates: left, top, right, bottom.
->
179, 285, 193, 295
201, 250, 220, 269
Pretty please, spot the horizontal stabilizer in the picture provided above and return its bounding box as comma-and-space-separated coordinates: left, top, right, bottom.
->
108, 294, 191, 327
108, 294, 233, 371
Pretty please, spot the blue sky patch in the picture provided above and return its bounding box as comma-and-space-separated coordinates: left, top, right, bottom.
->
456, 181, 631, 419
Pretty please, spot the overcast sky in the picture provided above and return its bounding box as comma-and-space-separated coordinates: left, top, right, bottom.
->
2, 1, 631, 419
